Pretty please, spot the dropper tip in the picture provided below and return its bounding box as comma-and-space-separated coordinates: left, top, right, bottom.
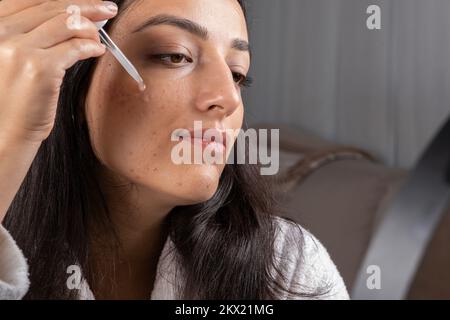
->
138, 81, 147, 92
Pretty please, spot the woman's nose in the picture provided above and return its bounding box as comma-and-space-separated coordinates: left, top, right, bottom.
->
193, 61, 241, 118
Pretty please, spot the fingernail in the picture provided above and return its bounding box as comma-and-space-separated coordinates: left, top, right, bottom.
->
101, 1, 118, 13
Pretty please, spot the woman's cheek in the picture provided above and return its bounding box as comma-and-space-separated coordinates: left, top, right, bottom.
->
115, 99, 181, 179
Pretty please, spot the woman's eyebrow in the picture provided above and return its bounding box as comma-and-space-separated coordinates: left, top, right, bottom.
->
132, 14, 251, 56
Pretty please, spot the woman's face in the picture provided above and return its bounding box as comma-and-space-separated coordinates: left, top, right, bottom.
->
85, 0, 250, 208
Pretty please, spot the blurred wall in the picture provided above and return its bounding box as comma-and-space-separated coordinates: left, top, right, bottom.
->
243, 0, 450, 168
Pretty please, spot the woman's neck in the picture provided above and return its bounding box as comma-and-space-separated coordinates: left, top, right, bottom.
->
90, 164, 174, 299
90, 218, 169, 300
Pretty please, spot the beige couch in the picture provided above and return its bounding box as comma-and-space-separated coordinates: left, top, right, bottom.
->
255, 123, 450, 299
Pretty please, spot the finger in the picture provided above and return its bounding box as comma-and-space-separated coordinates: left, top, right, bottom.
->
27, 13, 101, 49
0, 0, 47, 17
44, 38, 106, 71
0, 0, 117, 36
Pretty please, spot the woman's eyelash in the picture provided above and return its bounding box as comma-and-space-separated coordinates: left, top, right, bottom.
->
241, 75, 253, 88
151, 53, 193, 64
233, 72, 253, 88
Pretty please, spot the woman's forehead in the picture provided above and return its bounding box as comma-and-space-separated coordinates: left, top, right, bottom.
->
112, 0, 248, 41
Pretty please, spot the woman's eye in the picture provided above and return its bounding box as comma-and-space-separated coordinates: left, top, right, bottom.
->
152, 53, 193, 64
232, 72, 253, 88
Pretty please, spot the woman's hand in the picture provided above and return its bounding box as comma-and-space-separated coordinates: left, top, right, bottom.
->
0, 0, 118, 224
0, 0, 118, 144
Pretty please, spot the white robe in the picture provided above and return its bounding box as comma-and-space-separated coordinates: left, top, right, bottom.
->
0, 216, 350, 300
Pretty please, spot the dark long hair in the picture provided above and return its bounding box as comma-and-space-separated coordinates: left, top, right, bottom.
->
4, 0, 324, 299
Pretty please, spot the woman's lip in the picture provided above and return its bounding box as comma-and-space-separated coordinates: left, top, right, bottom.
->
176, 128, 228, 149
181, 137, 226, 153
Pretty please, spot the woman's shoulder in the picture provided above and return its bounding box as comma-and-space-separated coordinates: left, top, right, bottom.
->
271, 216, 350, 300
